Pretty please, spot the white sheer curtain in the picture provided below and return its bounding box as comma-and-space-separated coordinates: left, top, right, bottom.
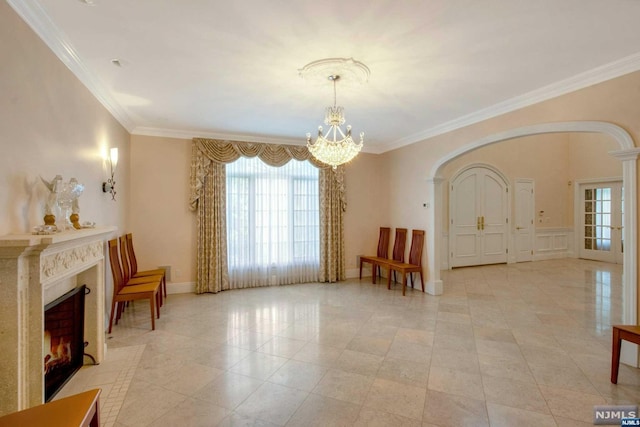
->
226, 156, 319, 287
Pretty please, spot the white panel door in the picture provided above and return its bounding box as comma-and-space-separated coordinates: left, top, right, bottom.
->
579, 182, 623, 264
514, 180, 534, 262
450, 167, 508, 267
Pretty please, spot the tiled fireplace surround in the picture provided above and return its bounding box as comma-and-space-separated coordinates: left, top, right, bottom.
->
0, 227, 116, 416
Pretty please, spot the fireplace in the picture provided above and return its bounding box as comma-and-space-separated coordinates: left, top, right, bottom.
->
0, 226, 115, 416
44, 284, 86, 401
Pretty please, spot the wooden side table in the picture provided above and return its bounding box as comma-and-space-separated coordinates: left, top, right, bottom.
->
0, 389, 100, 427
611, 325, 640, 384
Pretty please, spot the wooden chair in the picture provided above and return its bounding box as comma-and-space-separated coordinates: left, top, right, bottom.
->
611, 324, 640, 383
125, 233, 167, 298
378, 228, 407, 284
107, 239, 161, 333
119, 236, 164, 306
359, 227, 391, 284
387, 229, 425, 296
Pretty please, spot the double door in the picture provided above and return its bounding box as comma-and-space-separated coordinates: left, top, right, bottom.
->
450, 167, 508, 267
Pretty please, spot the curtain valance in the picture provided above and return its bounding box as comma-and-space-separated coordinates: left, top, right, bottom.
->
190, 138, 346, 212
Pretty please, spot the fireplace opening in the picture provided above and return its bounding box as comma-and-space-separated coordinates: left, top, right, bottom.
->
43, 284, 86, 402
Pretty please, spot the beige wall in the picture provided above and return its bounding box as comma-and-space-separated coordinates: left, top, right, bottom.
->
0, 2, 129, 236
128, 138, 386, 283
129, 135, 196, 282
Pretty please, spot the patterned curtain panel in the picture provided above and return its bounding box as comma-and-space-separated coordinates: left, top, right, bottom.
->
189, 138, 347, 292
196, 162, 229, 293
319, 168, 347, 282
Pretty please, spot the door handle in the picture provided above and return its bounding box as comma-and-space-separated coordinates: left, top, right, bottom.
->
477, 217, 481, 231
481, 216, 485, 230
516, 226, 524, 230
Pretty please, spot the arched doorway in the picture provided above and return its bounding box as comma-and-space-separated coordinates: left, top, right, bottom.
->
424, 121, 640, 366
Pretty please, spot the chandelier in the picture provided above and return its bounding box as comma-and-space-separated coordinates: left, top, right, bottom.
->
306, 74, 364, 169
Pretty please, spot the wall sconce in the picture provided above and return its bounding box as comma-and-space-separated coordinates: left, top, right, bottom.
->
102, 147, 118, 201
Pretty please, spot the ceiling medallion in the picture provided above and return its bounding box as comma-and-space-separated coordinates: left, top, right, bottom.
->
301, 58, 368, 169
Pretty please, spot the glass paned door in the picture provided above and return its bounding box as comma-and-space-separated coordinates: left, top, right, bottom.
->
580, 182, 623, 264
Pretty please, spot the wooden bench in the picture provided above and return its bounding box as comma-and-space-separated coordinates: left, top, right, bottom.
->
0, 389, 100, 427
611, 325, 640, 384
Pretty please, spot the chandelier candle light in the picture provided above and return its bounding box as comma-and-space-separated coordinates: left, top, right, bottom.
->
306, 75, 364, 169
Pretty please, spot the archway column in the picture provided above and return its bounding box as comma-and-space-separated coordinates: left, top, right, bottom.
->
425, 177, 443, 295
610, 147, 640, 367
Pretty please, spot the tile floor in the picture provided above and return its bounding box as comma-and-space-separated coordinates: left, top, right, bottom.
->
57, 258, 640, 426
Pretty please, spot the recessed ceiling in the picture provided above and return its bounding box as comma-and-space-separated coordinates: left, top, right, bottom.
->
9, 0, 640, 153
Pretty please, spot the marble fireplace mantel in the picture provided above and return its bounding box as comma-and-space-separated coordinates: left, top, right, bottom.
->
0, 226, 116, 416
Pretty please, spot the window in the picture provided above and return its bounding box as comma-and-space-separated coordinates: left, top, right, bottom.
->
226, 156, 319, 286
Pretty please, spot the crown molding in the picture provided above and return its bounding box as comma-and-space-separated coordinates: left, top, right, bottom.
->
132, 126, 306, 146
7, 0, 135, 132
382, 52, 640, 153
132, 126, 382, 153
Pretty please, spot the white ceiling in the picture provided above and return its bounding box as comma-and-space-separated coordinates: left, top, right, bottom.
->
10, 0, 640, 153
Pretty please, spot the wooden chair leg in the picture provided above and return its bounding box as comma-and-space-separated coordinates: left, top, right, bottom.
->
359, 260, 363, 279
387, 269, 392, 290
156, 292, 161, 319
420, 270, 425, 292
108, 300, 117, 334
402, 273, 408, 296
163, 276, 167, 298
611, 327, 622, 384
150, 296, 156, 331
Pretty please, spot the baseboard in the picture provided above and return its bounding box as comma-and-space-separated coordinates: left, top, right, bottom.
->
167, 281, 195, 294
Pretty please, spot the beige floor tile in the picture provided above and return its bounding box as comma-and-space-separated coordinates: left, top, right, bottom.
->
528, 361, 600, 395
235, 382, 308, 425
347, 335, 392, 356
334, 349, 384, 376
193, 344, 253, 370
217, 412, 281, 427
292, 342, 343, 366
363, 378, 427, 420
376, 357, 430, 388
475, 338, 524, 361
155, 361, 224, 396
229, 352, 288, 380
478, 353, 535, 384
482, 374, 550, 414
422, 390, 488, 427
431, 346, 480, 374
312, 369, 375, 404
267, 359, 327, 391
394, 328, 435, 346
116, 380, 188, 427
486, 402, 557, 427
257, 336, 307, 358
286, 393, 361, 426
193, 372, 263, 410
539, 384, 607, 423
427, 366, 485, 401
432, 332, 476, 352
354, 408, 422, 426
148, 397, 230, 427
386, 340, 432, 364
435, 320, 474, 338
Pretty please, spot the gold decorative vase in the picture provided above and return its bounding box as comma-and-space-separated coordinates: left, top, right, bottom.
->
44, 214, 56, 226
70, 213, 81, 229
